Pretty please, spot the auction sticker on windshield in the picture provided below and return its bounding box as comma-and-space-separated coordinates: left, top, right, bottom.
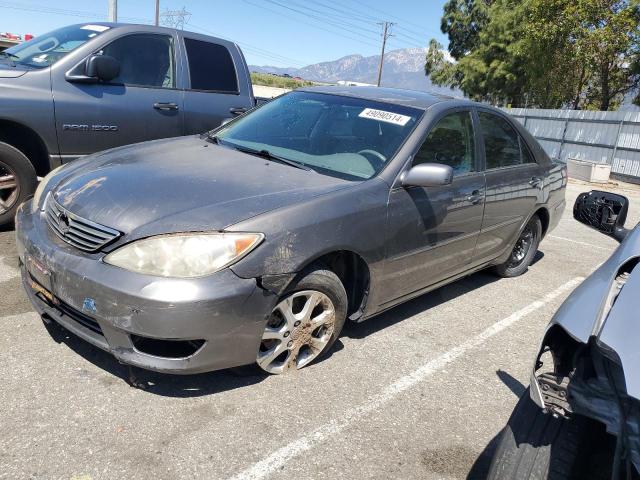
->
359, 108, 412, 126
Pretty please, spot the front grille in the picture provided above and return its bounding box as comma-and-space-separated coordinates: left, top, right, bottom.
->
46, 197, 121, 252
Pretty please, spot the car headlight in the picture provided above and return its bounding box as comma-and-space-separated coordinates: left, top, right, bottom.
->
103, 232, 264, 278
32, 165, 64, 212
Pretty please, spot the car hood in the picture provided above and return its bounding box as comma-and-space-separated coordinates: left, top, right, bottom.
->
52, 136, 352, 242
0, 62, 29, 78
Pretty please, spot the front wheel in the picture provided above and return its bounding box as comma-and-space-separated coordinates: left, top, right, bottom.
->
488, 389, 611, 480
0, 142, 37, 227
494, 215, 542, 278
256, 269, 347, 374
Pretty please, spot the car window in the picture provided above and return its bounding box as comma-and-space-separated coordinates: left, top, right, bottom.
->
478, 112, 522, 169
414, 111, 475, 175
184, 38, 238, 92
101, 34, 175, 88
215, 91, 422, 181
520, 137, 536, 164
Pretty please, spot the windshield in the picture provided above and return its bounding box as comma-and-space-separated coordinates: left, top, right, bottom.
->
215, 91, 422, 180
3, 24, 110, 69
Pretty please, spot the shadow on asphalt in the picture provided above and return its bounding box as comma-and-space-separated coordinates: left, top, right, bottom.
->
467, 430, 502, 479
496, 370, 526, 398
343, 269, 502, 340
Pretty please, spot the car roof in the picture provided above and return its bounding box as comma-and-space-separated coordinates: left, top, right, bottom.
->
298, 85, 472, 110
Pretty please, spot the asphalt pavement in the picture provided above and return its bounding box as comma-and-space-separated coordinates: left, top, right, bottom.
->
1, 180, 639, 480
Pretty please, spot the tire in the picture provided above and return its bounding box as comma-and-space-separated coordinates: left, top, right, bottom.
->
494, 215, 542, 278
0, 142, 37, 227
488, 389, 603, 480
254, 268, 348, 374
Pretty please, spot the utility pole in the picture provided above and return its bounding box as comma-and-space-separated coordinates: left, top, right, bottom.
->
108, 0, 117, 22
376, 21, 394, 87
155, 0, 160, 26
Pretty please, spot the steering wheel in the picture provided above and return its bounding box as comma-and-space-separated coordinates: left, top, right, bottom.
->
357, 149, 387, 169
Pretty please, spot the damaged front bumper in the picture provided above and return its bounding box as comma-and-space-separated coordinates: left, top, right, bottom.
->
15, 202, 278, 374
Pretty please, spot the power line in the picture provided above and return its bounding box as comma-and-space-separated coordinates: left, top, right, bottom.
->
242, 0, 381, 50
346, 0, 441, 38
0, 1, 150, 23
188, 22, 309, 68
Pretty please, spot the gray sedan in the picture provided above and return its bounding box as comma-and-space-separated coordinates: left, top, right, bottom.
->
15, 86, 566, 375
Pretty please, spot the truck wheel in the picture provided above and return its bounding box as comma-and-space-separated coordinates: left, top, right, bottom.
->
0, 142, 37, 227
487, 388, 610, 480
494, 215, 542, 278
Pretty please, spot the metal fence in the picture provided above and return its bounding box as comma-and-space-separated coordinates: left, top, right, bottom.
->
503, 108, 640, 180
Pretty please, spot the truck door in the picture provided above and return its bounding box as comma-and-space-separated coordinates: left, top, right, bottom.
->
52, 32, 183, 159
181, 36, 254, 134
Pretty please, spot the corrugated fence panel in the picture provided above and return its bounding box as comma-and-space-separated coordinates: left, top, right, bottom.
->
564, 121, 619, 146
560, 144, 612, 163
612, 150, 640, 176
618, 124, 640, 150
526, 118, 566, 140
503, 108, 640, 179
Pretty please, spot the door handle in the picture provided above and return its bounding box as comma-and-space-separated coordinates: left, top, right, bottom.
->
529, 176, 543, 188
229, 107, 248, 115
153, 102, 179, 111
467, 190, 483, 204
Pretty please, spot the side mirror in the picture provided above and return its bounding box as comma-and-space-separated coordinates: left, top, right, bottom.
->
67, 55, 120, 83
573, 190, 630, 242
401, 163, 453, 188
85, 54, 120, 82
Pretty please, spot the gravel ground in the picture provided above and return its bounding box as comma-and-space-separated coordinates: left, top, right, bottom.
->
1, 180, 639, 480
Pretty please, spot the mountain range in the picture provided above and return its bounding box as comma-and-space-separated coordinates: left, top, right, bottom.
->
250, 47, 462, 97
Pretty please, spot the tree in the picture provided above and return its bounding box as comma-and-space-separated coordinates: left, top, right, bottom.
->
440, 0, 493, 60
427, 0, 640, 110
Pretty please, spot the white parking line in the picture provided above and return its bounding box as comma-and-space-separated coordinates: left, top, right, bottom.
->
0, 256, 19, 282
228, 277, 584, 480
548, 235, 613, 251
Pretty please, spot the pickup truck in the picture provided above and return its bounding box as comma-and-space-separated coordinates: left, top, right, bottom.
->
0, 22, 255, 227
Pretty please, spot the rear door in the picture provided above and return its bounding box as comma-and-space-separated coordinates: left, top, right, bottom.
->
181, 36, 254, 134
380, 109, 486, 304
53, 32, 183, 158
473, 109, 545, 263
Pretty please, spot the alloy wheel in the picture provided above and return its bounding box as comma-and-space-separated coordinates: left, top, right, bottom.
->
0, 160, 19, 215
257, 290, 336, 374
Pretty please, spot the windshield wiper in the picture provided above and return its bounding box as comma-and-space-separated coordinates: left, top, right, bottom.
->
226, 143, 314, 172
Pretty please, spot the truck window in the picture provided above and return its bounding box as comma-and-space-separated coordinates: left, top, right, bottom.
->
100, 34, 175, 88
184, 38, 238, 93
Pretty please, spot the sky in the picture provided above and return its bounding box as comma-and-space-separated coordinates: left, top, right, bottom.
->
0, 0, 449, 68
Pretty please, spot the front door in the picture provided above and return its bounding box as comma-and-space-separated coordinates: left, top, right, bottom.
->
52, 32, 183, 158
380, 110, 486, 305
473, 110, 545, 263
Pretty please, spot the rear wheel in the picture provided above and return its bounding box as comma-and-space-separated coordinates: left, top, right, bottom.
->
0, 142, 37, 227
495, 215, 542, 278
256, 269, 347, 374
